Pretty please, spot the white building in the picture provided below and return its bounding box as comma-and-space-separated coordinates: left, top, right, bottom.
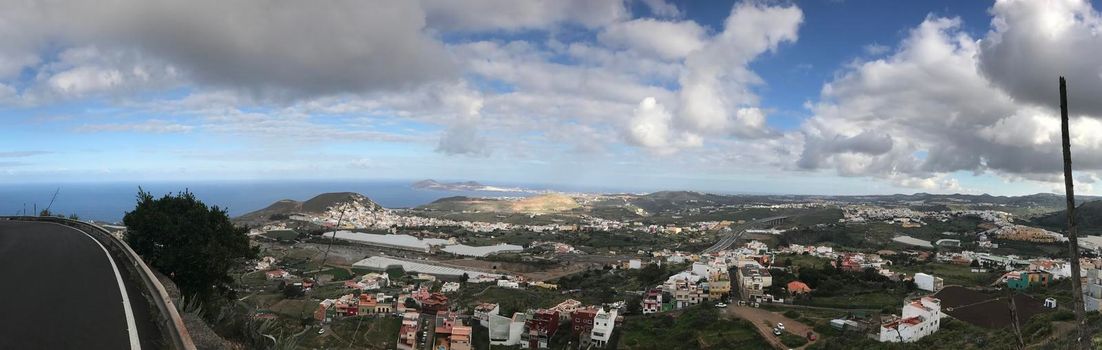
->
474, 303, 500, 324
255, 256, 276, 271
628, 259, 642, 269
489, 312, 527, 346
914, 273, 944, 292
879, 297, 942, 343
441, 282, 460, 293
1086, 268, 1102, 312
497, 279, 521, 289
590, 308, 619, 347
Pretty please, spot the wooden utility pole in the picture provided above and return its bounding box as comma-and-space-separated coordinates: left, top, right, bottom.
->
1059, 76, 1088, 349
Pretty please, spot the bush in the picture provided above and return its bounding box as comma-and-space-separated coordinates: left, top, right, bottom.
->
780, 332, 809, 348
1052, 310, 1075, 321
784, 310, 801, 319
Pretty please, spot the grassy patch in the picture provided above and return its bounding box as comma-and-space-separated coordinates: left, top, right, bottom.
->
319, 266, 354, 281
324, 316, 400, 349
780, 332, 809, 348
262, 229, 299, 241
891, 262, 998, 288
619, 306, 769, 350
799, 292, 902, 310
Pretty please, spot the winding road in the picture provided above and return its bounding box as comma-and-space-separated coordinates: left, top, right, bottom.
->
0, 220, 159, 349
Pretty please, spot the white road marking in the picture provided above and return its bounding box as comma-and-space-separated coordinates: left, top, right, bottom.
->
51, 223, 142, 350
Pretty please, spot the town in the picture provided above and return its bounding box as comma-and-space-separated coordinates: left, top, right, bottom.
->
211, 190, 1102, 349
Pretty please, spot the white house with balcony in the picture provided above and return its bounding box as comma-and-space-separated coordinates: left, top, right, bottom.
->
879, 297, 942, 343
590, 308, 619, 348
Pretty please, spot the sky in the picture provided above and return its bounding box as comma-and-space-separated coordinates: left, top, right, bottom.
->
3, 0, 1102, 196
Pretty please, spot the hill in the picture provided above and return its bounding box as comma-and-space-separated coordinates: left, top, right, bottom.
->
1033, 200, 1102, 234
418, 194, 579, 214
234, 192, 381, 225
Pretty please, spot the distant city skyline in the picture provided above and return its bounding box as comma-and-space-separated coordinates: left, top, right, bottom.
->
3, 0, 1102, 197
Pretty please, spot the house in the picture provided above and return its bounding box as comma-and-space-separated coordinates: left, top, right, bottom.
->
787, 280, 812, 295
415, 292, 449, 314
357, 293, 395, 315
397, 312, 420, 350
473, 303, 500, 324
497, 279, 521, 289
332, 294, 359, 317
628, 259, 642, 269
441, 282, 461, 293
314, 299, 336, 323
416, 273, 437, 281
265, 269, 289, 280
359, 272, 390, 290
525, 309, 560, 349
549, 299, 583, 321
707, 271, 731, 299
571, 306, 600, 336
914, 273, 944, 292
1001, 271, 1051, 290
434, 311, 458, 349
879, 297, 942, 343
735, 263, 772, 301
590, 307, 619, 348
531, 281, 559, 290
255, 256, 276, 270
489, 312, 526, 346
641, 289, 663, 314
668, 279, 707, 308
450, 325, 472, 350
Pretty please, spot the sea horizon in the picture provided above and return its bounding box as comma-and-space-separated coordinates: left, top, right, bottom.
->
0, 179, 646, 223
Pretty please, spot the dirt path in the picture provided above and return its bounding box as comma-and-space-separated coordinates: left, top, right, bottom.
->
724, 305, 818, 350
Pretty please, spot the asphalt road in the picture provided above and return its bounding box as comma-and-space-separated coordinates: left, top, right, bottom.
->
701, 216, 788, 254
0, 220, 157, 349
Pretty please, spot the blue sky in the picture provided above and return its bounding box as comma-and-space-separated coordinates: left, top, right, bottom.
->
3, 0, 1102, 196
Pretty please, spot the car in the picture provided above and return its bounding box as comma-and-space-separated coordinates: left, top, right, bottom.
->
807, 331, 817, 341
773, 327, 782, 336
776, 322, 785, 331
317, 328, 325, 335
715, 303, 727, 308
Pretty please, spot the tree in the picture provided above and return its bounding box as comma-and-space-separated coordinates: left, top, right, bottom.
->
459, 273, 469, 286
282, 284, 304, 299
970, 259, 981, 268
638, 263, 666, 286
123, 190, 257, 300
626, 296, 642, 315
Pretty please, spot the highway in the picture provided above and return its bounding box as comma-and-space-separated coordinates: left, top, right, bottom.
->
0, 220, 159, 349
701, 216, 788, 254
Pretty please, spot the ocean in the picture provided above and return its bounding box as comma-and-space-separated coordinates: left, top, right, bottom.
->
0, 180, 565, 223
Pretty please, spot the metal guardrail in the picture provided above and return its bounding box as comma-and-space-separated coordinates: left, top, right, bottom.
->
1, 216, 196, 350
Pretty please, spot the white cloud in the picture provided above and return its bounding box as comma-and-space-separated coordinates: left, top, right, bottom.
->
797, 1, 1102, 191
640, 0, 681, 18
676, 2, 802, 137
979, 0, 1102, 116
1, 0, 456, 100
76, 119, 194, 134
863, 43, 890, 55
598, 19, 707, 60
420, 0, 627, 31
